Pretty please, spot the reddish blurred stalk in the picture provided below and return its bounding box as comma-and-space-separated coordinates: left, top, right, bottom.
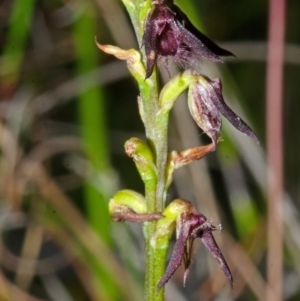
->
266, 0, 286, 300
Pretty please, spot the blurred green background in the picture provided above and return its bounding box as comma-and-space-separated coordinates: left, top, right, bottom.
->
0, 0, 299, 300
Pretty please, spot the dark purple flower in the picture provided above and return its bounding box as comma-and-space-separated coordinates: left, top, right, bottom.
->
188, 75, 260, 148
157, 207, 233, 290
143, 0, 234, 78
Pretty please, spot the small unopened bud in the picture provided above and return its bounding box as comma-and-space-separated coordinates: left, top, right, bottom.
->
125, 137, 157, 184
109, 190, 147, 214
109, 189, 163, 223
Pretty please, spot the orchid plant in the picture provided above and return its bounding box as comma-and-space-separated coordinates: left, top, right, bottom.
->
97, 0, 259, 300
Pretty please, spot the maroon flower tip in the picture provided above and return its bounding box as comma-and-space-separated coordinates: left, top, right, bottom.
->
158, 209, 233, 290
143, 1, 231, 78
199, 229, 233, 288
209, 78, 260, 145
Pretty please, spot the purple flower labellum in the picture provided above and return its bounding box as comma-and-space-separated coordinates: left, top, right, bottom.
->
157, 209, 233, 290
143, 0, 234, 78
188, 76, 260, 147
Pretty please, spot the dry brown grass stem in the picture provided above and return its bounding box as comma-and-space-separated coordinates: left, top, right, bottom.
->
196, 231, 277, 301
266, 0, 286, 300
20, 162, 138, 301
0, 269, 46, 301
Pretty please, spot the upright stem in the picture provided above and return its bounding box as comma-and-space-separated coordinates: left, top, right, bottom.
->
139, 70, 169, 301
133, 16, 169, 301
120, 1, 171, 300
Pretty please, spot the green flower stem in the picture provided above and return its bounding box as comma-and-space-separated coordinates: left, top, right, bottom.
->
1, 0, 37, 86
139, 70, 202, 301
140, 69, 166, 301
119, 1, 167, 300
74, 4, 121, 300
119, 46, 165, 299
107, 1, 200, 300
74, 4, 112, 245
122, 0, 152, 46
97, 43, 201, 300
150, 199, 193, 297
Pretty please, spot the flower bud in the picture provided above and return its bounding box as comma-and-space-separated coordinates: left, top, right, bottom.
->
124, 137, 157, 185
109, 189, 162, 222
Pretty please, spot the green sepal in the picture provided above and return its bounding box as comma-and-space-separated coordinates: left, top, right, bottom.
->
155, 71, 198, 144
157, 70, 197, 116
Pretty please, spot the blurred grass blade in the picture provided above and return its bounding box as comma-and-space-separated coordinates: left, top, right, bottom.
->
218, 132, 259, 238
175, 0, 205, 32
29, 164, 134, 301
73, 3, 111, 244
266, 0, 286, 300
1, 0, 36, 93
73, 3, 119, 300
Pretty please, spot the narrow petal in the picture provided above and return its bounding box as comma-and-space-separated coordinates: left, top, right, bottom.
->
157, 221, 191, 290
171, 4, 235, 58
210, 78, 260, 144
143, 8, 160, 78
199, 229, 233, 288
176, 20, 223, 63
182, 238, 194, 287
171, 142, 217, 169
